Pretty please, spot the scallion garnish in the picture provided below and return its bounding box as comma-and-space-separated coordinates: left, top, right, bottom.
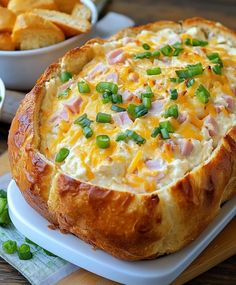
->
146, 67, 161, 75
102, 91, 112, 104
186, 78, 195, 87
170, 77, 184, 83
159, 121, 174, 132
152, 50, 161, 57
195, 84, 210, 104
96, 112, 112, 123
57, 88, 70, 99
60, 71, 72, 83
213, 64, 222, 75
111, 105, 126, 112
96, 135, 110, 149
164, 104, 179, 118
170, 89, 178, 100
128, 104, 148, 119
160, 45, 173, 56
160, 128, 170, 139
142, 97, 152, 109
207, 53, 223, 67
125, 130, 146, 145
96, 82, 118, 94
116, 132, 127, 141
176, 63, 203, 78
142, 43, 151, 50
78, 81, 90, 93
55, 148, 69, 163
141, 86, 154, 98
185, 38, 208, 46
74, 113, 92, 128
83, 126, 93, 138
111, 94, 123, 104
172, 42, 184, 56
134, 51, 152, 59
151, 127, 161, 138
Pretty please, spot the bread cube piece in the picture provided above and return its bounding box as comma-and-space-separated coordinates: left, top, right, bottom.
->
32, 8, 91, 37
71, 3, 91, 21
0, 32, 15, 50
8, 0, 58, 15
0, 7, 16, 32
12, 13, 65, 50
54, 0, 78, 14
0, 0, 9, 7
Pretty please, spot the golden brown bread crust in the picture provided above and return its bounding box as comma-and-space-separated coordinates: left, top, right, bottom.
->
8, 18, 236, 260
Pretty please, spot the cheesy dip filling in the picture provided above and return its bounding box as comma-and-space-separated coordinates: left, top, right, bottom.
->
40, 26, 236, 194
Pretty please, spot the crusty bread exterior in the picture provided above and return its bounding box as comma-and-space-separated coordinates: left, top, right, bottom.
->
0, 7, 16, 33
8, 0, 57, 15
0, 32, 14, 50
54, 0, 78, 14
8, 18, 236, 261
12, 13, 65, 50
0, 0, 9, 7
32, 8, 91, 37
71, 3, 91, 21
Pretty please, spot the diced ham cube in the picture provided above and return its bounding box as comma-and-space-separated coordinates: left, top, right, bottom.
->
120, 90, 134, 102
64, 96, 82, 114
112, 111, 132, 126
86, 63, 108, 80
204, 115, 218, 137
149, 99, 166, 115
145, 159, 165, 171
50, 108, 69, 125
179, 139, 194, 156
128, 72, 139, 82
106, 72, 119, 83
222, 94, 235, 111
107, 49, 126, 65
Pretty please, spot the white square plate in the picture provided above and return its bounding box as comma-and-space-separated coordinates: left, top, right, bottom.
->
8, 180, 236, 285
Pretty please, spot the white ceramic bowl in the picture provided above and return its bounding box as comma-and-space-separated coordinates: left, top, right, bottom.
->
0, 0, 97, 91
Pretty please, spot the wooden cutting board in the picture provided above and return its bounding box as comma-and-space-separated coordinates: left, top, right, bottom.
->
0, 151, 235, 285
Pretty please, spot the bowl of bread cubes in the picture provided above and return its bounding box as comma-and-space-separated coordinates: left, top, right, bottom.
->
0, 0, 97, 90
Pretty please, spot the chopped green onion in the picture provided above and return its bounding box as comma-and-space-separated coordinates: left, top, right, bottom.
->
2, 240, 17, 254
0, 208, 11, 227
111, 94, 123, 104
96, 82, 118, 94
159, 121, 174, 132
170, 77, 184, 83
195, 84, 210, 104
116, 132, 127, 141
185, 38, 208, 46
83, 126, 93, 138
78, 81, 90, 93
102, 91, 112, 104
111, 105, 126, 112
132, 104, 149, 118
142, 43, 151, 50
127, 104, 136, 119
55, 148, 69, 163
125, 130, 146, 145
176, 63, 203, 78
146, 67, 161, 75
213, 64, 222, 75
96, 112, 112, 123
207, 53, 223, 67
134, 51, 152, 59
17, 244, 33, 260
141, 86, 154, 98
0, 198, 7, 215
160, 128, 170, 139
57, 88, 70, 99
170, 89, 178, 100
60, 71, 72, 83
173, 48, 184, 56
164, 104, 179, 118
151, 127, 161, 138
74, 113, 92, 128
152, 50, 161, 57
96, 135, 110, 149
172, 42, 182, 49
160, 45, 173, 56
142, 97, 152, 109
186, 78, 195, 87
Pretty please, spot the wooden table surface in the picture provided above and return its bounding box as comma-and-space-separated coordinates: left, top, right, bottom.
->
0, 0, 236, 284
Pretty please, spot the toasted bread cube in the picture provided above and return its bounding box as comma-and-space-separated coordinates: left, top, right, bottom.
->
54, 0, 78, 14
71, 3, 91, 21
0, 32, 15, 50
32, 8, 91, 37
12, 13, 65, 50
8, 0, 58, 15
0, 7, 16, 32
0, 0, 9, 7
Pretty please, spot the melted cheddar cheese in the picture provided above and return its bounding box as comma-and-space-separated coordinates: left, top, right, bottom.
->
39, 26, 236, 193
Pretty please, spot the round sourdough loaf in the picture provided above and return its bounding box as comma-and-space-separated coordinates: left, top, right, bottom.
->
8, 18, 236, 260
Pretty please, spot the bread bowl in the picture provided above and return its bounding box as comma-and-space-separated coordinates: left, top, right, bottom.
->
8, 17, 236, 261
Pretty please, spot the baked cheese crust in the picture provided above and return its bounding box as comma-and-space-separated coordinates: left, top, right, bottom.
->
8, 18, 236, 260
